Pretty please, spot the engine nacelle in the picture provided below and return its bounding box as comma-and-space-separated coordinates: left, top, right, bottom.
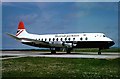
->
64, 43, 72, 47
49, 41, 75, 48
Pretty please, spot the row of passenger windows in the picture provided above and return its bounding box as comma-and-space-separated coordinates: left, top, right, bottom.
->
36, 37, 88, 41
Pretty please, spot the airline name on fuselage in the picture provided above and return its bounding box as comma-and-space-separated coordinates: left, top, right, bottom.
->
55, 34, 79, 37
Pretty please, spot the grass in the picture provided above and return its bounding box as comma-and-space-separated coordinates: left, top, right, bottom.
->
2, 47, 120, 52
2, 57, 120, 79
73, 48, 120, 52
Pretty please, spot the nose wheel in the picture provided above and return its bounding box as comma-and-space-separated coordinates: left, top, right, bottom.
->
98, 48, 101, 55
98, 51, 101, 55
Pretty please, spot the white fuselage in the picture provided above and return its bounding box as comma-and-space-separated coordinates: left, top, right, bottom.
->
25, 33, 112, 42
7, 21, 115, 54
17, 29, 114, 49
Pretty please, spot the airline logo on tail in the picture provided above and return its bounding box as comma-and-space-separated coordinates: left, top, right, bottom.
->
16, 21, 25, 36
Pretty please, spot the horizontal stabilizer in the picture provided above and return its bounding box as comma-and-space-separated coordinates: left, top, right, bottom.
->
6, 33, 21, 41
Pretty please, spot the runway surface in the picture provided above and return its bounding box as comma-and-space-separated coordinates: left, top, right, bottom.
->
1, 51, 120, 60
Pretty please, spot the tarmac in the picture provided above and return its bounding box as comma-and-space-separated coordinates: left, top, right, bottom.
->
1, 51, 120, 60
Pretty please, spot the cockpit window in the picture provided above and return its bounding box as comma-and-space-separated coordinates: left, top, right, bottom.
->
103, 35, 105, 37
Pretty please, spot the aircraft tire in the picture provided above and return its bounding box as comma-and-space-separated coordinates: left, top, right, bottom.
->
98, 51, 101, 55
51, 50, 56, 54
66, 48, 72, 54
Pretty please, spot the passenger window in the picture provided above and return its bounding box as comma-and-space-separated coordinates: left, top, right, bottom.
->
60, 38, 62, 41
80, 37, 82, 40
49, 38, 51, 41
41, 38, 43, 41
85, 37, 88, 40
65, 38, 67, 41
68, 38, 70, 41
45, 38, 47, 41
73, 38, 75, 40
56, 38, 58, 41
53, 38, 55, 41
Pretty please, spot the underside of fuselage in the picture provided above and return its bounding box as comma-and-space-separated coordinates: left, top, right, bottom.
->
22, 41, 114, 48
75, 41, 114, 49
22, 41, 115, 55
22, 41, 114, 54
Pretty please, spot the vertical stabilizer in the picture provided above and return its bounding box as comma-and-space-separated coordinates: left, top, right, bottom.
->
16, 21, 29, 37
18, 21, 25, 29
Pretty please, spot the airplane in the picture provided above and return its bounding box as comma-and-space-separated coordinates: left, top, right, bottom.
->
7, 21, 115, 55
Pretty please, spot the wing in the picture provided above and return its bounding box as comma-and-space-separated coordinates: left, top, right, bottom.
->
7, 33, 50, 46
7, 33, 64, 48
7, 33, 76, 48
22, 38, 66, 47
21, 38, 50, 46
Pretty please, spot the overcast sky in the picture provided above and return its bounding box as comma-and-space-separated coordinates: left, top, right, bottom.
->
2, 2, 118, 49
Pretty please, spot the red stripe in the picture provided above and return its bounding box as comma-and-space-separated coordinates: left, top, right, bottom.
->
16, 30, 24, 36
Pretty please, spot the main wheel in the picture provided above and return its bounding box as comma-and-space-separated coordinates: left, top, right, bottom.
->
51, 50, 56, 54
67, 49, 71, 54
98, 51, 101, 55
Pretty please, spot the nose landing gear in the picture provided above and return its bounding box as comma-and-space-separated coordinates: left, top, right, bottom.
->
98, 48, 101, 55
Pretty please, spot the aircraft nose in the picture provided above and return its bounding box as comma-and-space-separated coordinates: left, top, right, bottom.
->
109, 41, 115, 46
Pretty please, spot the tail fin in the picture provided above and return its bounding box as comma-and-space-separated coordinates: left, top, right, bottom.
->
18, 21, 25, 29
16, 21, 29, 37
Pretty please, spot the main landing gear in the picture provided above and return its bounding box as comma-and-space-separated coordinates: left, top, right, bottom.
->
66, 48, 72, 54
50, 48, 56, 54
50, 48, 72, 54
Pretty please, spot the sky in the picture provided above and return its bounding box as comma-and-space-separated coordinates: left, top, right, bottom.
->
2, 2, 118, 49
1, 0, 120, 2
